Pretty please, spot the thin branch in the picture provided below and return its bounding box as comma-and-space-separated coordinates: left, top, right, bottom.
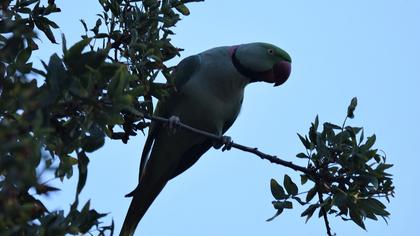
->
144, 114, 310, 174
179, 0, 205, 5
341, 116, 348, 131
317, 184, 333, 236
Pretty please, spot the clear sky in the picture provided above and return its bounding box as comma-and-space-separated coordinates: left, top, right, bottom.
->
33, 0, 420, 235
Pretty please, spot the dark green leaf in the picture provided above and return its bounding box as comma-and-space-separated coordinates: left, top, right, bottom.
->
306, 186, 317, 202
91, 19, 102, 35
376, 163, 393, 172
28, 37, 39, 50
283, 174, 298, 196
296, 152, 308, 159
359, 129, 365, 144
283, 200, 293, 209
324, 122, 342, 130
17, 0, 39, 7
332, 191, 347, 208
34, 17, 57, 43
35, 184, 60, 195
347, 97, 358, 119
108, 67, 129, 99
19, 62, 33, 73
16, 46, 32, 64
364, 199, 390, 216
273, 200, 293, 209
62, 33, 67, 53
300, 174, 308, 185
46, 18, 59, 29
46, 53, 68, 97
301, 204, 319, 223
266, 208, 283, 222
350, 209, 366, 230
361, 134, 376, 151
297, 133, 311, 150
80, 19, 88, 32
94, 33, 109, 38
76, 151, 90, 196
82, 125, 105, 153
309, 127, 317, 145
64, 37, 92, 63
270, 179, 286, 200
314, 115, 319, 130
174, 4, 190, 15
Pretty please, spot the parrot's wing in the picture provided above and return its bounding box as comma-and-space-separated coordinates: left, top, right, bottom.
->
137, 55, 202, 183
169, 97, 244, 180
169, 139, 213, 179
222, 96, 243, 133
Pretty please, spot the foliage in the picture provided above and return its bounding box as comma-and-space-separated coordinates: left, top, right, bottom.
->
0, 0, 200, 235
268, 98, 395, 232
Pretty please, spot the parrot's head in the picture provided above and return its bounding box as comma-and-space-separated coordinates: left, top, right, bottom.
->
230, 42, 292, 86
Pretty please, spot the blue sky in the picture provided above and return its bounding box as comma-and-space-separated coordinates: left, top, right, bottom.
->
34, 0, 420, 235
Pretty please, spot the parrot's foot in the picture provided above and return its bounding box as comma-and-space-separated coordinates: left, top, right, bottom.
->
167, 116, 181, 134
213, 136, 233, 151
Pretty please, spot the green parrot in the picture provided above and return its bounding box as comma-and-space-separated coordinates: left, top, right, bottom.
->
120, 42, 292, 235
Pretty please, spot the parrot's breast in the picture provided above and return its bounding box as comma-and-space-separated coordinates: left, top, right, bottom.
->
175, 50, 246, 135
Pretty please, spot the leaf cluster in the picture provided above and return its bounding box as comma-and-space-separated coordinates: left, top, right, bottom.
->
269, 98, 395, 232
77, 0, 202, 143
0, 0, 200, 235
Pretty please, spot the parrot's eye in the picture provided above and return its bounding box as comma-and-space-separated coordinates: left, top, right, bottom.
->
267, 48, 274, 55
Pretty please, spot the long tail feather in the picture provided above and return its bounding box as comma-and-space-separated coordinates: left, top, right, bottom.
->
119, 181, 166, 236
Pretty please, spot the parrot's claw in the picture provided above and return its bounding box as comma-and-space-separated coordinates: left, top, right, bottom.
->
167, 116, 181, 134
221, 136, 233, 151
213, 135, 233, 151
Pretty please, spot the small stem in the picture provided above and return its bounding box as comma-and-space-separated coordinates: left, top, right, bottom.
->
341, 116, 348, 131
316, 184, 333, 236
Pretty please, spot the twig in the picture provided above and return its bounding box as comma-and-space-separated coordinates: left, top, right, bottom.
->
317, 184, 333, 236
144, 114, 310, 174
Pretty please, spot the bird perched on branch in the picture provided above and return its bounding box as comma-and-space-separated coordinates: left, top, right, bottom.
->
120, 42, 292, 235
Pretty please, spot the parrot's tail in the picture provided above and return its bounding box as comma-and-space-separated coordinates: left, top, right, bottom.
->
119, 181, 166, 236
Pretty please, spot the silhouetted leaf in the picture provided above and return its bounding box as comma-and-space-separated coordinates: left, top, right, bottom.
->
270, 179, 286, 200
296, 152, 308, 159
82, 125, 105, 153
174, 4, 190, 15
266, 208, 283, 222
350, 209, 366, 230
76, 151, 89, 196
306, 186, 317, 202
347, 97, 358, 119
284, 174, 298, 196
34, 16, 57, 43
301, 204, 319, 223
332, 191, 347, 208
273, 200, 293, 209
300, 174, 308, 185
297, 133, 311, 149
80, 19, 88, 32
16, 46, 32, 64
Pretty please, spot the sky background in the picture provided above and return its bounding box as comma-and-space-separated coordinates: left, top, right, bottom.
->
32, 0, 420, 235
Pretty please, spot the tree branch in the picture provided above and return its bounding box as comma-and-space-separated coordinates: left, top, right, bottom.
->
317, 185, 333, 236
144, 114, 310, 174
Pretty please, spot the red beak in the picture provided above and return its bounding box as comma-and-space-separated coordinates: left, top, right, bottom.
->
273, 60, 292, 86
